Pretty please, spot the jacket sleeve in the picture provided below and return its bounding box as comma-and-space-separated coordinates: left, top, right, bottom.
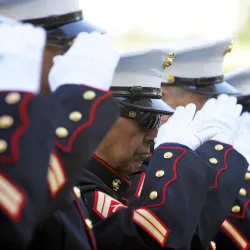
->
81, 143, 212, 250
214, 170, 250, 250
43, 85, 119, 218
191, 140, 248, 249
0, 85, 119, 248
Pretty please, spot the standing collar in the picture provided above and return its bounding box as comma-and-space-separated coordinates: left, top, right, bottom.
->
85, 155, 131, 197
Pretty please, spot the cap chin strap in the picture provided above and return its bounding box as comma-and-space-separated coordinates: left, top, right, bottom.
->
111, 86, 162, 99
162, 75, 224, 86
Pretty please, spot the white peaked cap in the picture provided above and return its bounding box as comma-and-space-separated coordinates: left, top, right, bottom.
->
225, 67, 250, 96
112, 46, 175, 89
0, 0, 81, 20
154, 38, 233, 79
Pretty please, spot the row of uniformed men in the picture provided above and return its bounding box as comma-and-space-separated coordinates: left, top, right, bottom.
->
1, 0, 250, 250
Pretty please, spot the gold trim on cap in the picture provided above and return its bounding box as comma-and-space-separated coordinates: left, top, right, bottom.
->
162, 52, 175, 69
224, 40, 234, 55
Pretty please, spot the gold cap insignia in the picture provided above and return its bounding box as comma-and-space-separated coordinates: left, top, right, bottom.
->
224, 40, 234, 55
162, 52, 175, 69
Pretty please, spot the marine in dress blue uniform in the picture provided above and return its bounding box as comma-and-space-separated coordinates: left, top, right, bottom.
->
76, 48, 236, 250
0, 1, 119, 249
125, 40, 249, 250
213, 67, 250, 250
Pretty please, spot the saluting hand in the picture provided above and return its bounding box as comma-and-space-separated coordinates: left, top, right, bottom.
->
0, 22, 46, 92
49, 32, 120, 92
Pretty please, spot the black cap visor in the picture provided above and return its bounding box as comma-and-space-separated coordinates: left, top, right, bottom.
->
182, 81, 241, 96
116, 97, 174, 115
162, 76, 240, 96
22, 11, 105, 48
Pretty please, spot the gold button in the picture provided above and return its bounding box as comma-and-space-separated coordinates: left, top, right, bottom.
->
245, 172, 250, 181
0, 115, 14, 129
73, 186, 81, 199
5, 92, 21, 104
164, 152, 173, 159
85, 218, 93, 230
156, 170, 165, 178
69, 111, 82, 122
215, 144, 223, 151
55, 127, 68, 138
239, 188, 247, 196
0, 140, 8, 153
231, 205, 241, 213
149, 191, 158, 200
210, 241, 216, 250
167, 75, 175, 84
209, 158, 218, 164
83, 90, 96, 100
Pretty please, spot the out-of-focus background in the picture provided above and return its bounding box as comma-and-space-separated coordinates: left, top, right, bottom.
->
81, 0, 250, 72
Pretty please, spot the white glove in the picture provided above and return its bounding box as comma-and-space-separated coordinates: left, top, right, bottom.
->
154, 103, 217, 150
234, 112, 250, 164
0, 23, 46, 93
49, 32, 120, 92
205, 95, 242, 144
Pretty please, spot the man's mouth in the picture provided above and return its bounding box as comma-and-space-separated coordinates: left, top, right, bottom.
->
135, 153, 150, 160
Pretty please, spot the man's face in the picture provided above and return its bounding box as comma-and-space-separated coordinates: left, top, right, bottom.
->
95, 116, 159, 176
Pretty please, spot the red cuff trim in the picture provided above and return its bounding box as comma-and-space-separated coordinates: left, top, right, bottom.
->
210, 147, 233, 189
55, 91, 113, 153
230, 200, 250, 219
0, 93, 34, 163
145, 146, 186, 209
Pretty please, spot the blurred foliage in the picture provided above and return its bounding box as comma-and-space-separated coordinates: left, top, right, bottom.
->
113, 0, 250, 73
238, 0, 250, 43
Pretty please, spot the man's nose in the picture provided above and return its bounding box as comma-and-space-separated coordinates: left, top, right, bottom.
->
144, 126, 159, 142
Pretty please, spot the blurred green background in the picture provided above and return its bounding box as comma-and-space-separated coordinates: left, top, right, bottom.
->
83, 0, 250, 73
